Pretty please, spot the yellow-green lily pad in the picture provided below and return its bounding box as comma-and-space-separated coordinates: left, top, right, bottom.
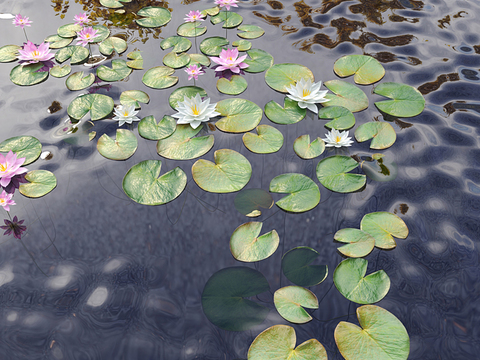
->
188, 53, 210, 67
177, 21, 207, 37
138, 115, 176, 141
316, 155, 366, 193
97, 129, 137, 160
334, 55, 385, 85
120, 90, 150, 109
274, 286, 318, 324
67, 94, 114, 121
0, 45, 20, 62
243, 48, 274, 73
265, 63, 314, 93
200, 36, 229, 56
293, 135, 325, 159
55, 45, 89, 64
99, 36, 128, 56
160, 36, 192, 53
269, 173, 320, 213
243, 125, 284, 154
232, 40, 252, 51
265, 97, 306, 125
44, 35, 72, 49
135, 6, 172, 28
142, 66, 178, 89
230, 222, 279, 262
215, 98, 263, 133
163, 51, 190, 69
96, 59, 132, 82
217, 75, 248, 95
355, 122, 396, 149
211, 11, 243, 28
126, 51, 143, 69
100, 0, 131, 9
360, 212, 408, 249
374, 82, 425, 117
318, 106, 355, 130
0, 136, 42, 165
334, 228, 376, 258
156, 124, 214, 160
168, 86, 207, 109
50, 64, 71, 78
10, 63, 48, 86
323, 80, 369, 112
66, 71, 95, 91
19, 170, 57, 198
237, 24, 265, 39
57, 23, 82, 38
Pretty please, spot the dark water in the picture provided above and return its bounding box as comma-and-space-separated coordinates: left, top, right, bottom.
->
0, 0, 479, 359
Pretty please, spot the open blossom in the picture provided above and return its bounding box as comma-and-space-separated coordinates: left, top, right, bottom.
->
0, 190, 15, 212
12, 14, 32, 29
184, 10, 205, 22
74, 12, 90, 26
323, 129, 354, 148
0, 151, 28, 188
214, 0, 239, 11
172, 94, 220, 129
185, 64, 204, 80
0, 216, 27, 240
17, 41, 55, 64
76, 27, 99, 47
210, 48, 248, 74
285, 78, 329, 113
113, 105, 140, 126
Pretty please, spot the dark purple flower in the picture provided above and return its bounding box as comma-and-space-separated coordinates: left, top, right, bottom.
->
0, 216, 27, 240
2, 173, 28, 194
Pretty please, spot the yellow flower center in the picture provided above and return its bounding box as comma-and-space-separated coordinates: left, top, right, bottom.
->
191, 105, 200, 116
0, 199, 5, 205
0, 163, 6, 172
85, 34, 91, 39
302, 89, 311, 97
336, 136, 341, 142
227, 57, 233, 61
123, 111, 129, 116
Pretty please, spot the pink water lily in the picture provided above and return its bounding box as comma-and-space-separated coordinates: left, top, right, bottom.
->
214, 0, 239, 11
184, 10, 205, 22
17, 41, 55, 64
0, 190, 15, 212
74, 12, 90, 26
12, 14, 32, 29
76, 27, 99, 47
185, 64, 204, 80
210, 48, 248, 73
0, 151, 28, 188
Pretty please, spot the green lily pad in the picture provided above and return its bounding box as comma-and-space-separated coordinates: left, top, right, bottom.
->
232, 40, 252, 51
66, 71, 95, 91
200, 36, 229, 56
126, 51, 143, 69
234, 188, 274, 217
243, 49, 274, 73
316, 156, 366, 193
120, 90, 150, 109
318, 106, 355, 130
211, 11, 243, 28
355, 122, 396, 149
201, 6, 220, 16
122, 160, 186, 205
89, 132, 96, 141
136, 6, 172, 28
237, 24, 265, 39
19, 170, 57, 198
334, 55, 385, 85
90, 25, 110, 43
293, 135, 325, 159
215, 98, 263, 133
177, 21, 207, 37
10, 63, 49, 86
96, 59, 132, 82
138, 115, 176, 141
161, 36, 192, 53
274, 286, 318, 324
156, 124, 214, 160
142, 66, 178, 89
201, 267, 269, 331
265, 97, 306, 125
243, 125, 284, 154
333, 258, 390, 304
67, 94, 114, 121
0, 136, 42, 165
374, 82, 425, 117
265, 63, 314, 93
57, 23, 82, 38
50, 64, 71, 78
334, 228, 376, 258
0, 45, 20, 62
281, 247, 328, 287
360, 154, 398, 182
100, 0, 131, 9
97, 129, 138, 160
45, 35, 73, 49
360, 212, 408, 249
55, 45, 90, 64
335, 305, 410, 360
248, 325, 328, 360
163, 52, 190, 69
230, 222, 279, 262
168, 86, 207, 109
188, 53, 210, 67
99, 36, 128, 56
217, 75, 248, 95
192, 149, 252, 193
269, 173, 320, 213
323, 80, 369, 112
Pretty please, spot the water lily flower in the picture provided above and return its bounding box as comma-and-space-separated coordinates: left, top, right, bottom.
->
17, 41, 54, 64
322, 129, 354, 148
1, 174, 27, 195
0, 216, 27, 240
76, 27, 99, 47
0, 151, 28, 188
172, 94, 220, 129
12, 14, 31, 29
0, 190, 15, 212
210, 48, 249, 74
74, 12, 90, 26
285, 78, 329, 113
113, 105, 140, 126
184, 10, 205, 22
214, 0, 239, 11
185, 64, 205, 80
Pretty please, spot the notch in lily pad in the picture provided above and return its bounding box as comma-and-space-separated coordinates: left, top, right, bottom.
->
318, 106, 355, 130
138, 115, 176, 141
269, 173, 320, 213
156, 124, 214, 160
97, 129, 138, 160
274, 286, 318, 324
234, 188, 274, 217
135, 6, 172, 28
293, 135, 325, 159
334, 228, 375, 258
142, 66, 178, 89
211, 11, 243, 28
177, 21, 207, 37
360, 211, 408, 249
19, 170, 57, 198
243, 49, 274, 73
230, 222, 279, 262
99, 36, 128, 56
215, 98, 263, 133
334, 55, 385, 85
66, 71, 95, 91
355, 122, 396, 149
96, 59, 132, 82
10, 63, 48, 86
237, 24, 265, 39
200, 36, 229, 56
120, 90, 150, 109
160, 36, 192, 53
265, 63, 314, 93
374, 82, 426, 117
265, 97, 306, 125
243, 125, 284, 154
68, 94, 114, 121
55, 45, 90, 64
0, 136, 42, 165
282, 247, 328, 287
126, 51, 143, 69
323, 80, 369, 112
316, 155, 366, 193
0, 45, 21, 62
217, 75, 248, 95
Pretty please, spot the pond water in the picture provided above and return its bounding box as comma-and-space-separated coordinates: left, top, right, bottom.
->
0, 0, 479, 359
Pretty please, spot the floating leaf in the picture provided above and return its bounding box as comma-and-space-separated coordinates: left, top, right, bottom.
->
97, 129, 137, 160
161, 36, 192, 53
177, 21, 207, 37
243, 125, 284, 154
237, 24, 265, 39
201, 6, 220, 16
138, 115, 176, 140
10, 63, 48, 86
192, 149, 252, 193
333, 258, 390, 304
188, 53, 210, 67
200, 36, 229, 56
45, 35, 73, 49
323, 80, 369, 112
335, 305, 410, 360
66, 71, 95, 91
211, 11, 243, 28
50, 64, 71, 78
19, 170, 57, 198
316, 156, 366, 193
269, 173, 320, 213
243, 49, 274, 73
374, 82, 425, 117
217, 75, 248, 95
120, 90, 150, 109
163, 52, 190, 69
355, 122, 396, 149
265, 63, 314, 93
234, 189, 274, 217
135, 6, 171, 28
0, 45, 20, 62
142, 66, 178, 89
122, 160, 186, 205
232, 40, 252, 51
90, 25, 110, 43
168, 86, 207, 109
334, 228, 375, 258
100, 0, 131, 9
0, 136, 42, 165
126, 51, 143, 69
55, 45, 89, 64
274, 286, 318, 324
281, 247, 328, 287
99, 36, 127, 56
293, 135, 325, 159
89, 131, 96, 141
360, 154, 398, 182
96, 59, 132, 82
157, 124, 214, 160
57, 23, 82, 38
318, 106, 355, 130
201, 267, 269, 331
360, 212, 408, 249
67, 94, 114, 121
334, 55, 385, 85
230, 222, 279, 262
215, 98, 263, 133
265, 97, 306, 125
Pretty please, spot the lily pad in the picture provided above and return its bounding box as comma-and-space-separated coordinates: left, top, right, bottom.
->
0, 136, 42, 165
163, 52, 190, 69
0, 45, 20, 62
66, 71, 95, 91
50, 64, 71, 78
243, 125, 284, 154
142, 66, 178, 89
237, 24, 265, 39
120, 90, 150, 109
234, 188, 274, 217
215, 98, 263, 133
45, 35, 73, 49
135, 6, 172, 28
230, 222, 279, 262
200, 36, 229, 56
265, 63, 314, 93
211, 11, 243, 28
335, 305, 410, 360
360, 154, 398, 182
55, 45, 90, 64
318, 106, 355, 130
201, 267, 269, 331
274, 286, 318, 324
316, 155, 366, 193
57, 23, 82, 38
323, 80, 369, 112
90, 25, 110, 43
232, 40, 252, 51
201, 6, 220, 16
126, 51, 143, 69
293, 135, 325, 159
188, 53, 210, 67
161, 36, 192, 53
248, 325, 328, 360
217, 75, 248, 95
99, 36, 127, 56
97, 129, 138, 160
269, 173, 320, 213
100, 0, 131, 9
156, 124, 214, 160
334, 55, 385, 85
122, 160, 186, 205
177, 21, 207, 37
265, 97, 306, 125
168, 86, 207, 109
138, 115, 176, 141
10, 63, 48, 86
374, 82, 425, 117
356, 121, 396, 149
334, 228, 376, 258
360, 212, 408, 249
67, 94, 114, 121
96, 59, 132, 82
281, 247, 328, 287
333, 258, 390, 304
192, 149, 252, 193
243, 49, 274, 73
19, 170, 57, 198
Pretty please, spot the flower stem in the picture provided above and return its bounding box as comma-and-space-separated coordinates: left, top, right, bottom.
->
225, 9, 228, 39
194, 21, 197, 52
23, 28, 29, 42
88, 43, 92, 62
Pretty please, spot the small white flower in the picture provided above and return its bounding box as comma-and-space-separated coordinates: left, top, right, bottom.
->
285, 78, 329, 113
323, 129, 354, 148
113, 105, 140, 126
171, 93, 220, 129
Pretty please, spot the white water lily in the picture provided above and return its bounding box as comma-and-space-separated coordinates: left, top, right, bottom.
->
172, 93, 220, 129
113, 105, 140, 126
323, 129, 354, 148
285, 78, 329, 113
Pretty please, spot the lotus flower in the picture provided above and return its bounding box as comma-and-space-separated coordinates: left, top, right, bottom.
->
0, 216, 26, 240
214, 0, 239, 11
322, 129, 354, 148
185, 64, 204, 80
17, 41, 54, 64
172, 94, 220, 129
210, 48, 248, 74
0, 190, 15, 212
0, 151, 28, 188
285, 78, 329, 113
184, 10, 205, 22
113, 105, 140, 127
76, 27, 99, 47
12, 14, 31, 29
74, 12, 90, 26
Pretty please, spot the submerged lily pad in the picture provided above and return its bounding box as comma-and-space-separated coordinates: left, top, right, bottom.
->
135, 6, 172, 28
360, 212, 408, 249
334, 228, 376, 258
237, 24, 265, 39
122, 160, 186, 205
19, 170, 57, 198
200, 36, 229, 56
281, 247, 328, 287
243, 125, 284, 154
138, 115, 176, 140
97, 129, 137, 160
99, 36, 128, 56
67, 94, 114, 121
323, 80, 369, 112
168, 86, 207, 109
10, 63, 48, 86
217, 75, 248, 95
0, 45, 21, 62
142, 66, 178, 89
45, 35, 73, 49
211, 11, 243, 28
234, 188, 274, 217
66, 71, 95, 91
120, 90, 150, 109
316, 156, 366, 193
334, 55, 385, 85
355, 122, 396, 149
232, 40, 252, 51
374, 82, 425, 117
57, 23, 82, 38
230, 222, 279, 262
50, 64, 71, 78
274, 286, 318, 324
318, 106, 355, 130
126, 51, 143, 69
265, 97, 306, 125
269, 173, 320, 213
163, 52, 190, 69
243, 49, 274, 73
161, 36, 192, 53
293, 135, 325, 159
156, 124, 214, 160
177, 21, 207, 37
360, 154, 398, 182
0, 136, 42, 165
55, 45, 90, 64
96, 59, 132, 81
215, 98, 263, 133
265, 63, 314, 93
